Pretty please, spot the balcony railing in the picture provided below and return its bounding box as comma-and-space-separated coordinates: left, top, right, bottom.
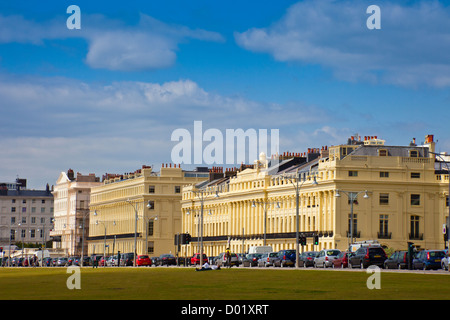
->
377, 232, 392, 239
409, 233, 423, 240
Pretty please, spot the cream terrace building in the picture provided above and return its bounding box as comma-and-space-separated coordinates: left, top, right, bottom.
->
88, 164, 209, 258
181, 134, 449, 257
50, 170, 102, 256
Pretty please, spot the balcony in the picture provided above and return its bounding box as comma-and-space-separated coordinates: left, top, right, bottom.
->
409, 233, 423, 240
377, 232, 392, 239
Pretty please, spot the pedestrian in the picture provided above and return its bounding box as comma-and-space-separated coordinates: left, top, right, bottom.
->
225, 247, 231, 268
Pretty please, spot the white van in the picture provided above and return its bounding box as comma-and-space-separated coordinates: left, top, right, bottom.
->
349, 240, 380, 252
248, 246, 273, 254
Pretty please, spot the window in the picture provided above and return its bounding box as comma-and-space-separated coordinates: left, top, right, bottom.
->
31, 217, 36, 224
378, 149, 388, 156
41, 217, 45, 224
22, 207, 26, 213
348, 192, 359, 205
411, 194, 420, 206
11, 207, 16, 213
348, 171, 358, 177
22, 199, 26, 204
30, 229, 35, 238
10, 229, 15, 241
41, 200, 45, 204
379, 214, 389, 236
379, 193, 389, 205
41, 207, 45, 213
175, 186, 181, 194
148, 201, 155, 210
11, 217, 15, 224
410, 215, 420, 239
21, 229, 25, 238
410, 150, 418, 158
380, 172, 389, 178
12, 199, 16, 203
22, 217, 26, 224
31, 207, 36, 213
148, 220, 154, 236
348, 214, 358, 236
149, 186, 155, 193
410, 172, 420, 179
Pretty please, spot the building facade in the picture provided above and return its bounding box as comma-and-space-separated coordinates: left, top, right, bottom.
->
87, 165, 209, 258
50, 169, 101, 256
0, 178, 54, 249
181, 134, 449, 257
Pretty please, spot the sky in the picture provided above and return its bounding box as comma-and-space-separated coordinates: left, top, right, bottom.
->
1, 0, 450, 189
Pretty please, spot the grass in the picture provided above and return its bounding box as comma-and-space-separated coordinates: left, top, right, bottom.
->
0, 267, 449, 300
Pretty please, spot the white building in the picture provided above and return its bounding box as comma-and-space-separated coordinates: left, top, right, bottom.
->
50, 169, 101, 256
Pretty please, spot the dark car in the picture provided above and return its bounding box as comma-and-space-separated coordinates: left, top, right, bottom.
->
299, 251, 318, 267
242, 253, 263, 267
332, 251, 351, 269
384, 251, 409, 270
348, 246, 387, 269
120, 253, 135, 266
158, 254, 176, 266
413, 250, 445, 270
274, 249, 296, 267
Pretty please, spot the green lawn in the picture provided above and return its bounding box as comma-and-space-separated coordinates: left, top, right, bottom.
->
0, 267, 448, 300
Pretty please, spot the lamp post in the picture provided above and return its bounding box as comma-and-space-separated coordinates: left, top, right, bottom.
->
251, 200, 280, 246
125, 199, 153, 267
282, 171, 318, 268
142, 214, 158, 255
188, 188, 219, 268
94, 210, 115, 267
335, 189, 369, 248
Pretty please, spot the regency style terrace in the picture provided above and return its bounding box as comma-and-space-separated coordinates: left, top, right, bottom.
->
181, 134, 449, 257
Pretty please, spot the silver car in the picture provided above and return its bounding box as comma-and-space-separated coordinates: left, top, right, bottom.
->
314, 249, 341, 268
257, 252, 279, 267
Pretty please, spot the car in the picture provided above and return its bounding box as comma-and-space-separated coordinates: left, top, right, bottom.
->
384, 251, 409, 270
441, 252, 449, 271
158, 254, 176, 266
56, 257, 68, 267
120, 253, 135, 266
136, 255, 152, 266
216, 252, 239, 267
299, 251, 318, 267
99, 256, 109, 267
43, 257, 53, 267
412, 250, 445, 270
242, 253, 263, 267
191, 253, 208, 266
274, 250, 296, 267
81, 256, 91, 267
332, 251, 351, 268
348, 246, 388, 269
106, 255, 119, 267
257, 252, 279, 267
314, 249, 341, 268
68, 256, 80, 266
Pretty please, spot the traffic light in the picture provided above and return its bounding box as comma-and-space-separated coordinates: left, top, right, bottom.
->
299, 236, 306, 246
314, 235, 319, 245
185, 233, 191, 244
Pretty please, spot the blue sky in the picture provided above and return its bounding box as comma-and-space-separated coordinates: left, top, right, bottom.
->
1, 0, 450, 188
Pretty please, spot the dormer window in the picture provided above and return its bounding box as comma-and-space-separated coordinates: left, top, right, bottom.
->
409, 150, 418, 158
378, 149, 388, 156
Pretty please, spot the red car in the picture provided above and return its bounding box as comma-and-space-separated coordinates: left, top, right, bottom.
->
332, 251, 351, 268
190, 253, 208, 265
136, 255, 152, 267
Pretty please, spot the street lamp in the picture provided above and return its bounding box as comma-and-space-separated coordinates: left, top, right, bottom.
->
335, 189, 369, 248
94, 210, 115, 267
189, 188, 219, 268
251, 200, 280, 246
126, 199, 153, 267
282, 172, 318, 268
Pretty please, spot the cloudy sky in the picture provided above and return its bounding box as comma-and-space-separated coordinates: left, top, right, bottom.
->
1, 0, 450, 189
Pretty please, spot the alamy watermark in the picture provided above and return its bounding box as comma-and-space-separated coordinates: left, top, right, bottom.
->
171, 121, 280, 166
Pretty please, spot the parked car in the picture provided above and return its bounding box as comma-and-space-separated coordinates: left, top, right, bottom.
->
384, 251, 409, 269
348, 246, 388, 269
441, 252, 449, 271
191, 253, 208, 266
274, 250, 296, 267
99, 256, 109, 267
216, 252, 239, 267
158, 254, 176, 266
67, 256, 80, 266
136, 255, 152, 266
242, 253, 263, 267
413, 250, 445, 270
332, 251, 351, 268
43, 257, 53, 267
299, 251, 318, 267
257, 252, 279, 267
314, 249, 341, 268
81, 256, 91, 267
56, 257, 68, 267
120, 253, 135, 266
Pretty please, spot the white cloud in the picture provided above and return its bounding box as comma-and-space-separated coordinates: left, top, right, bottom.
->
0, 13, 224, 71
235, 0, 450, 87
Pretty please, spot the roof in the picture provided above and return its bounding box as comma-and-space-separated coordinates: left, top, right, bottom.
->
348, 145, 429, 157
1, 189, 53, 198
